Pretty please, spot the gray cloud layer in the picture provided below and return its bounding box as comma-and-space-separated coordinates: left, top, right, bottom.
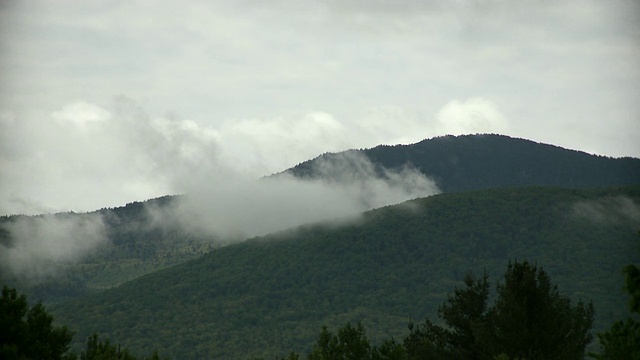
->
1, 0, 639, 215
162, 151, 439, 239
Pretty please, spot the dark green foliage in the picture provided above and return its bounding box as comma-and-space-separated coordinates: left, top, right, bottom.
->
625, 262, 640, 313
307, 323, 406, 360
287, 134, 640, 192
591, 319, 640, 360
0, 286, 168, 360
404, 272, 489, 360
80, 333, 164, 360
49, 186, 640, 359
285, 263, 592, 359
308, 323, 372, 360
477, 261, 594, 360
590, 255, 640, 359
0, 286, 75, 360
437, 271, 489, 359
404, 263, 593, 360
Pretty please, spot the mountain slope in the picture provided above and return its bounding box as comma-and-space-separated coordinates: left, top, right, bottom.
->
51, 185, 640, 359
287, 134, 640, 192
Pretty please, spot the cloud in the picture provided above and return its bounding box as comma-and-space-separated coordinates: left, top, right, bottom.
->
573, 196, 640, 226
157, 151, 440, 240
436, 97, 508, 135
1, 96, 508, 217
217, 112, 349, 175
0, 213, 108, 280
51, 101, 111, 128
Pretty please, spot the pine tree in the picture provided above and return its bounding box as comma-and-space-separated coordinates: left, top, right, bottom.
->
477, 261, 594, 360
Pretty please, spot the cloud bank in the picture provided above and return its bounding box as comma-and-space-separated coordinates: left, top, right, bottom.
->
1, 96, 498, 216
163, 151, 439, 240
0, 213, 108, 280
1, 98, 441, 277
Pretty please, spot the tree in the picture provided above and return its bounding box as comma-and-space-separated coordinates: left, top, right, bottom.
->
80, 333, 140, 360
0, 286, 75, 360
404, 271, 489, 360
308, 323, 372, 360
1, 286, 166, 360
590, 260, 640, 359
403, 262, 593, 360
477, 261, 594, 360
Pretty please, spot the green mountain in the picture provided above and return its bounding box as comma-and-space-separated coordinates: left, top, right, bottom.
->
50, 185, 640, 359
286, 134, 640, 191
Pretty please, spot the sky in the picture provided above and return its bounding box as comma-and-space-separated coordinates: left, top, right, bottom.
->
1, 0, 639, 216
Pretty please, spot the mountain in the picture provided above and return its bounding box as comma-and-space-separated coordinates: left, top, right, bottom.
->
50, 185, 640, 359
5, 134, 638, 305
1, 134, 639, 303
286, 134, 640, 192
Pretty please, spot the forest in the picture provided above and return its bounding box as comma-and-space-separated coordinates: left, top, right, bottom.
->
3, 256, 639, 359
46, 185, 640, 359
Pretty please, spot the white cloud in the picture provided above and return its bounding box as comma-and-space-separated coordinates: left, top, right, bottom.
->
217, 112, 349, 174
436, 97, 508, 135
159, 151, 440, 240
51, 101, 111, 127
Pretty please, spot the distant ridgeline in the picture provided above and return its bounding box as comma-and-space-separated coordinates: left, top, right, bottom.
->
286, 134, 640, 191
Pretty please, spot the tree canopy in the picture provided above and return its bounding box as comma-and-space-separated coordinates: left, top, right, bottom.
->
590, 251, 640, 359
268, 261, 594, 360
0, 286, 75, 360
0, 286, 167, 360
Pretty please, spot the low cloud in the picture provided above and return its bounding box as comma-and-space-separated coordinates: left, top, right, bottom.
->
2, 96, 486, 217
0, 213, 108, 280
154, 151, 439, 240
573, 196, 640, 226
1, 98, 441, 278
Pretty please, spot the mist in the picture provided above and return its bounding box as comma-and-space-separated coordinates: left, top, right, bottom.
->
573, 196, 640, 227
0, 98, 441, 278
0, 213, 108, 280
158, 151, 440, 239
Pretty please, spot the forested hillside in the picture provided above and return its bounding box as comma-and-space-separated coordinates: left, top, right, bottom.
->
287, 134, 640, 192
50, 185, 640, 359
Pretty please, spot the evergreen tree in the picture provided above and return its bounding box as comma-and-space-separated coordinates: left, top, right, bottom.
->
403, 272, 489, 360
477, 261, 594, 360
0, 286, 75, 360
308, 323, 372, 360
590, 260, 640, 359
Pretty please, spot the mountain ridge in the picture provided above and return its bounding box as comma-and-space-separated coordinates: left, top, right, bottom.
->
285, 134, 640, 192
2, 133, 639, 304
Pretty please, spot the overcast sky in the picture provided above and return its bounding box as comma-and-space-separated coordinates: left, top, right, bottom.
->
1, 0, 639, 216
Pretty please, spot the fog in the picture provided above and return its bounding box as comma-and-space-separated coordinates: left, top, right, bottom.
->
0, 213, 108, 280
0, 101, 440, 278
573, 196, 640, 226
157, 151, 439, 240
